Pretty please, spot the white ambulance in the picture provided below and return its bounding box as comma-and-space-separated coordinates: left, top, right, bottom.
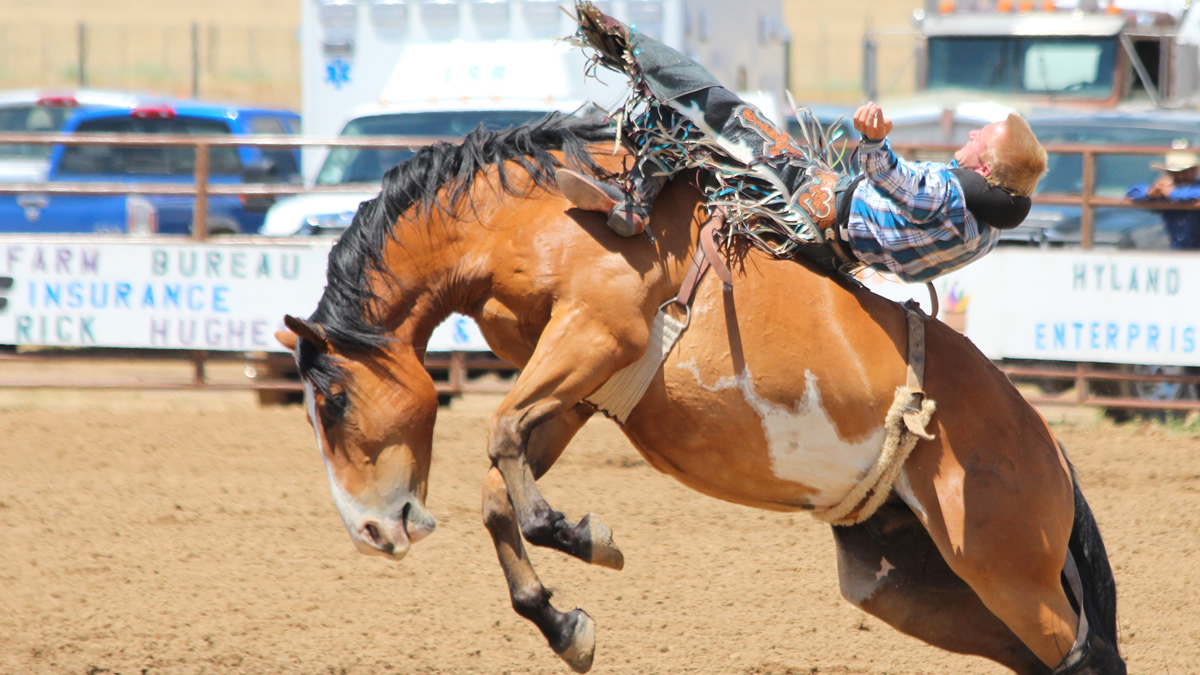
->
261, 0, 789, 237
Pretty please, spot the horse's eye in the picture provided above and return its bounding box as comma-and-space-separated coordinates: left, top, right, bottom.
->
324, 391, 350, 419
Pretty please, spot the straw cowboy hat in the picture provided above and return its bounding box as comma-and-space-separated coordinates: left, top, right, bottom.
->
1151, 149, 1200, 173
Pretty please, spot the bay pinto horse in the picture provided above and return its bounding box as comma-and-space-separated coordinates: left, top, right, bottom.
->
276, 114, 1124, 674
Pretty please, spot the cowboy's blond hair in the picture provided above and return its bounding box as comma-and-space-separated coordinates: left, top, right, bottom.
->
983, 114, 1047, 197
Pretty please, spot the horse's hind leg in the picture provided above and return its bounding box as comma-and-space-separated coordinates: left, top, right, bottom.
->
899, 437, 1115, 672
832, 499, 1050, 674
482, 466, 596, 673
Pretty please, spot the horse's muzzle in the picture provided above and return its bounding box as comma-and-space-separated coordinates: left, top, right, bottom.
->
351, 501, 437, 560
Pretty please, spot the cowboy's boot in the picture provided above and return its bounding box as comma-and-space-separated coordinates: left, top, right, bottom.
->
555, 169, 653, 237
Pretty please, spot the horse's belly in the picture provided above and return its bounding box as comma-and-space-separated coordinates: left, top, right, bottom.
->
755, 397, 885, 508
661, 362, 886, 510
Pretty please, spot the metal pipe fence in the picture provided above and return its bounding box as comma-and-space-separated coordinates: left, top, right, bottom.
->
0, 132, 1196, 411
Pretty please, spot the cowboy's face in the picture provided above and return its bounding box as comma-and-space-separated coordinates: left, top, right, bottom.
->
955, 121, 1007, 176
1170, 167, 1197, 184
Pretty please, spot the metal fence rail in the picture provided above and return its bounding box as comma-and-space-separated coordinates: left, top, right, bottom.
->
0, 348, 518, 399
0, 132, 1196, 410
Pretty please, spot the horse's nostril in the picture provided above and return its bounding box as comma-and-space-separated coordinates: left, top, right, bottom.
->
363, 521, 383, 546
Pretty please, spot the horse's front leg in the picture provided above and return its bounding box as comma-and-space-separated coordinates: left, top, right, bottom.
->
497, 401, 625, 568
482, 467, 596, 673
488, 312, 647, 568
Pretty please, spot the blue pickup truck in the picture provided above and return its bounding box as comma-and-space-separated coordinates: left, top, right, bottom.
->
0, 99, 301, 235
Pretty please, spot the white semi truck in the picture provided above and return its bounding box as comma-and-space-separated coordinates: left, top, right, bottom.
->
875, 0, 1200, 143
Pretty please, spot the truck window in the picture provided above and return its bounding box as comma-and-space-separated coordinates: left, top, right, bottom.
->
316, 110, 551, 185
58, 116, 243, 176
0, 105, 75, 159
927, 37, 1118, 98
1023, 43, 1105, 92
1127, 38, 1163, 98
245, 115, 301, 180
1032, 123, 1200, 199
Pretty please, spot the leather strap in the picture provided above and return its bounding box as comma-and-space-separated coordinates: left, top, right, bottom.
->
675, 236, 710, 310
902, 300, 935, 441
822, 226, 856, 268
675, 210, 732, 310
699, 214, 734, 289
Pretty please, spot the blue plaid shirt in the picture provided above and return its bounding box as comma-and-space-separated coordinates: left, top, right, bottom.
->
846, 138, 999, 283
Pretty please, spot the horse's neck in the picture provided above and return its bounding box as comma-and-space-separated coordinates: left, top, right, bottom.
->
373, 217, 462, 351
379, 170, 520, 348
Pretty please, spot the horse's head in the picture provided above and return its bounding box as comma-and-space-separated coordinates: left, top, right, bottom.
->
274, 114, 618, 561
277, 314, 438, 561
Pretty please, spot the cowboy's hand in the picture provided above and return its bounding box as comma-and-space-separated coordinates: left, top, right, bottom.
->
854, 102, 893, 141
1147, 176, 1174, 199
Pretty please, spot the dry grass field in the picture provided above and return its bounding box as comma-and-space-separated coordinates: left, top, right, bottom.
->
0, 0, 923, 109
0, 0, 300, 108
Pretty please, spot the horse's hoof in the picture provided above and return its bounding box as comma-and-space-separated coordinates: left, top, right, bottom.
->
555, 608, 596, 673
581, 513, 624, 570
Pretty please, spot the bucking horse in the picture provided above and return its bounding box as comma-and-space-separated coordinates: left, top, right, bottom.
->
275, 4, 1124, 673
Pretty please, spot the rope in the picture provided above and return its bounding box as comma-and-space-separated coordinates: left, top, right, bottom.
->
811, 386, 936, 526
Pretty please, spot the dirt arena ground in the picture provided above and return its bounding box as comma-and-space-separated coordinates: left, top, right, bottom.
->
1, 379, 1198, 674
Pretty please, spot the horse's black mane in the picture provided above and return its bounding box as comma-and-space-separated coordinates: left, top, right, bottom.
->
309, 112, 615, 361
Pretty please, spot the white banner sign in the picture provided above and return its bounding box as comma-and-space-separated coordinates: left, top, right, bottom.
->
6, 239, 1195, 363
861, 248, 1200, 367
0, 237, 493, 353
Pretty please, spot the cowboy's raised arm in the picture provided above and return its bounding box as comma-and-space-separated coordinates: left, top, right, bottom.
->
853, 103, 956, 224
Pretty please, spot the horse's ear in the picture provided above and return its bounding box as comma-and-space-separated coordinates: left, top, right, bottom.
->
282, 315, 329, 351
275, 327, 298, 351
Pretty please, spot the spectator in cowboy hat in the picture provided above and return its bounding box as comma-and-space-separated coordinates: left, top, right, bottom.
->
1128, 146, 1200, 250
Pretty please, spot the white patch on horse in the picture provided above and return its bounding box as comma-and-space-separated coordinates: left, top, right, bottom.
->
303, 378, 393, 536
676, 363, 885, 507
674, 359, 738, 393
839, 555, 896, 606
875, 557, 895, 580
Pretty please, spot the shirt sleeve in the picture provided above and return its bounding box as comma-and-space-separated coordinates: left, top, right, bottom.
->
1169, 183, 1200, 201
859, 138, 957, 224
1127, 184, 1151, 200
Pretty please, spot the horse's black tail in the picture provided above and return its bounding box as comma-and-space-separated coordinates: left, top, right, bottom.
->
1062, 452, 1126, 673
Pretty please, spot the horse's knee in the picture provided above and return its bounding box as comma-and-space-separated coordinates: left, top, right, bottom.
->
488, 411, 524, 461
510, 584, 553, 621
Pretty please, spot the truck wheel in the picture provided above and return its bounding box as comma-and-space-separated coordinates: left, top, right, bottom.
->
1101, 364, 1198, 422
195, 217, 241, 237
1123, 365, 1198, 422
